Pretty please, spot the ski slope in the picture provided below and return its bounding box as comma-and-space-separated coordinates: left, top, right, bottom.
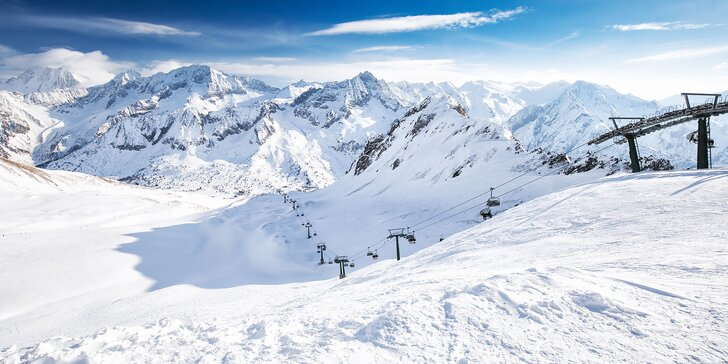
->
1, 158, 726, 362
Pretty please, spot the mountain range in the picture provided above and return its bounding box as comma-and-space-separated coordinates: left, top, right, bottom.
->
2, 64, 722, 196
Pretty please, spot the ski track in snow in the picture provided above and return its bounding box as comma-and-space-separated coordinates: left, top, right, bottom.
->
1, 160, 727, 362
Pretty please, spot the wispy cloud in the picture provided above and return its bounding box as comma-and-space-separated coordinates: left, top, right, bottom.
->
626, 45, 728, 63
306, 7, 527, 36
22, 15, 200, 36
611, 21, 711, 31
140, 59, 193, 76
542, 31, 580, 49
0, 44, 17, 58
714, 62, 728, 71
465, 30, 579, 51
352, 45, 418, 53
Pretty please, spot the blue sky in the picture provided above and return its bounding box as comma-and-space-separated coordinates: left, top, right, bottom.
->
0, 0, 727, 99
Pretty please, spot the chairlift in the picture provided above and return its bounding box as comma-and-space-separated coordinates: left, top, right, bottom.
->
686, 130, 699, 144
486, 187, 500, 207
480, 207, 492, 220
366, 248, 374, 257
406, 232, 416, 244
372, 250, 379, 260
349, 262, 355, 268
328, 260, 333, 264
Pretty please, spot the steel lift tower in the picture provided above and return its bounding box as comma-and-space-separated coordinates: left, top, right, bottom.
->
588, 93, 727, 172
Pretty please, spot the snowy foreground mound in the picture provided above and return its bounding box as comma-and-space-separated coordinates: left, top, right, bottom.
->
2, 167, 728, 362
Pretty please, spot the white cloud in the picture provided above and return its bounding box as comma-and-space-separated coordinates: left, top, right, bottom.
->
306, 7, 527, 36
611, 21, 710, 31
140, 59, 193, 76
714, 62, 728, 71
0, 44, 17, 58
626, 45, 728, 63
0, 48, 133, 86
352, 45, 418, 53
98, 18, 201, 36
23, 15, 200, 36
204, 57, 579, 90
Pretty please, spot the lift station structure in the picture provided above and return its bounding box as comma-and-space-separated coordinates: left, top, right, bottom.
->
588, 93, 728, 172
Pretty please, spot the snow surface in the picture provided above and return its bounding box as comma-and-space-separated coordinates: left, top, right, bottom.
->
1, 156, 726, 362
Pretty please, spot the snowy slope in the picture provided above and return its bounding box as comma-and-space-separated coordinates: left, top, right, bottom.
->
0, 157, 228, 330
1, 165, 726, 362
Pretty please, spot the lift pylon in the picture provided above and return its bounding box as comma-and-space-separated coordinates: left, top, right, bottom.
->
590, 94, 727, 171
316, 243, 327, 265
387, 228, 416, 261
304, 222, 314, 239
334, 256, 350, 279
607, 117, 643, 173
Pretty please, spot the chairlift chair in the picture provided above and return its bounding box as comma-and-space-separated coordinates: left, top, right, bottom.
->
406, 232, 416, 244
349, 262, 355, 268
366, 248, 374, 257
372, 250, 379, 260
480, 207, 492, 220
486, 187, 500, 207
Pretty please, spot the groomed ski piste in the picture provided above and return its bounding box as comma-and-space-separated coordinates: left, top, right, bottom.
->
1, 157, 727, 363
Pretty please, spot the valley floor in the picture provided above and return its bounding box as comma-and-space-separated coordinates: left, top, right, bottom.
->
1, 162, 727, 362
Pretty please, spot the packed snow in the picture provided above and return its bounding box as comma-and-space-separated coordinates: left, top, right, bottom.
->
1, 156, 726, 362
1, 64, 727, 363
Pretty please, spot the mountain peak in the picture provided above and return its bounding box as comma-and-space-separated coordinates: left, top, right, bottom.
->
111, 70, 142, 85
4, 66, 82, 93
354, 71, 377, 82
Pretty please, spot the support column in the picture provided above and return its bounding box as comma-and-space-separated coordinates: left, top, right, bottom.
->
626, 135, 641, 173
697, 117, 709, 169
395, 236, 401, 261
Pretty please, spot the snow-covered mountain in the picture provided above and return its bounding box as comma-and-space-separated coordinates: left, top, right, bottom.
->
0, 91, 62, 164
3, 66, 82, 93
1, 64, 718, 195
31, 67, 419, 195
0, 67, 89, 163
2, 65, 727, 362
506, 82, 728, 168
507, 81, 660, 154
